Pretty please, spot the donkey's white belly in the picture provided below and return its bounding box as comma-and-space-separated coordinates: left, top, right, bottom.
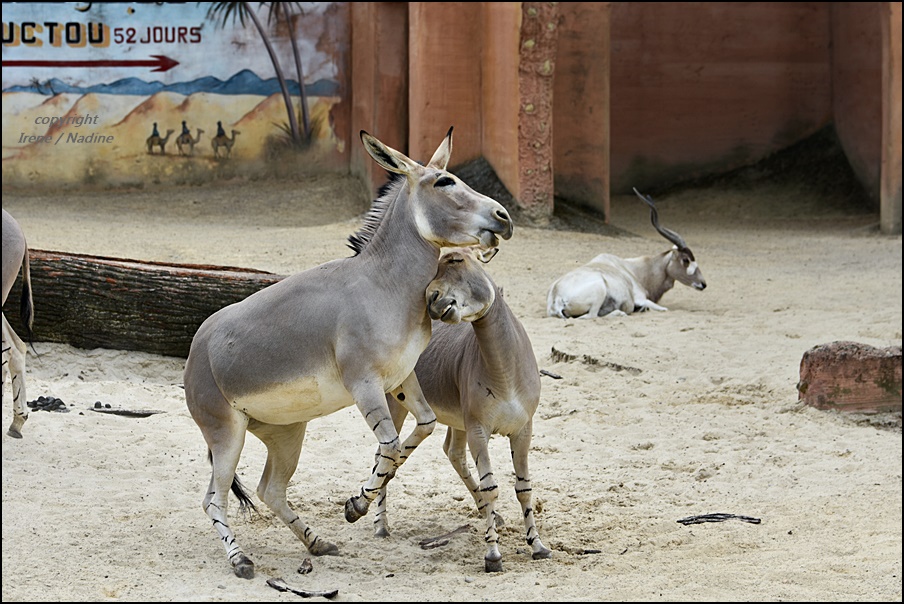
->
230, 328, 429, 425
232, 373, 355, 424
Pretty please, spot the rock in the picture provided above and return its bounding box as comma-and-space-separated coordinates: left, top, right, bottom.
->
798, 341, 902, 413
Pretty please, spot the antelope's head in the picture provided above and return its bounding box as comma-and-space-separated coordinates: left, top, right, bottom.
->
634, 188, 707, 291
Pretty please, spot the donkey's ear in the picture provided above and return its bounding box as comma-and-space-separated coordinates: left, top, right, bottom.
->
360, 131, 418, 175
426, 126, 453, 170
475, 247, 498, 264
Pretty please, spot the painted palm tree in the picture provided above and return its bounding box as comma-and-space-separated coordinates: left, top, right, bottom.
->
204, 2, 310, 145
274, 2, 311, 142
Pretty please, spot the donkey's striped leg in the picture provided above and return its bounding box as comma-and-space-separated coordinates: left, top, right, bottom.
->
466, 425, 503, 572
204, 420, 253, 579
344, 380, 405, 522
345, 373, 436, 523
389, 373, 437, 472
2, 314, 28, 438
509, 422, 551, 560
443, 427, 487, 515
372, 396, 410, 538
185, 350, 256, 579
248, 420, 338, 556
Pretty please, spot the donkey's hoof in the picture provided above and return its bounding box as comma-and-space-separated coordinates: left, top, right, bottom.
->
344, 496, 368, 523
310, 539, 339, 556
232, 554, 255, 579
485, 557, 503, 573
532, 546, 552, 560
8, 416, 26, 439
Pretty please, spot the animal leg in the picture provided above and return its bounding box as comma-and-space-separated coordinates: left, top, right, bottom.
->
443, 427, 485, 514
579, 300, 605, 318
2, 314, 28, 438
372, 395, 409, 538
633, 292, 668, 312
248, 420, 339, 556
205, 417, 253, 578
391, 372, 437, 470
344, 373, 436, 523
509, 422, 551, 561
185, 353, 255, 579
343, 381, 406, 523
466, 424, 503, 572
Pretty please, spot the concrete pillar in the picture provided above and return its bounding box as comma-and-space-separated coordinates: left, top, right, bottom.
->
516, 1, 560, 225
350, 2, 408, 194
880, 1, 902, 234
408, 2, 482, 165
553, 2, 610, 222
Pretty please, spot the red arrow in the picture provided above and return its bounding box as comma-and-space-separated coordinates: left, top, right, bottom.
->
2, 55, 179, 72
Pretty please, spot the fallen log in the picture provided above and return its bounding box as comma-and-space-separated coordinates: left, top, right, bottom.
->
2, 249, 285, 358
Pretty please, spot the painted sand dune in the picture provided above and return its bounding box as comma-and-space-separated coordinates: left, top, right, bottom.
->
2, 90, 342, 185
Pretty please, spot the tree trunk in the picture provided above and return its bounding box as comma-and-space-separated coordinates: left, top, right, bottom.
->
2, 250, 284, 359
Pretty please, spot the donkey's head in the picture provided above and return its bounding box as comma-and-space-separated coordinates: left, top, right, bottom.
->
426, 247, 499, 324
634, 188, 706, 291
361, 128, 513, 250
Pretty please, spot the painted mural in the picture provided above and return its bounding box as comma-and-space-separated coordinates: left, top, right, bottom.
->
1, 2, 347, 187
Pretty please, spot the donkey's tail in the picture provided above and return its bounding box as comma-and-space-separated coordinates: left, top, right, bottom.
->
207, 450, 258, 513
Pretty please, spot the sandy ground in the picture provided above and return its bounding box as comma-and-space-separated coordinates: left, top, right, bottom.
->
1, 171, 901, 602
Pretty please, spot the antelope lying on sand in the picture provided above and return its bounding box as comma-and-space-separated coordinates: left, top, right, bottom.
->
547, 189, 706, 318
182, 128, 513, 579
2, 209, 34, 439
371, 247, 551, 573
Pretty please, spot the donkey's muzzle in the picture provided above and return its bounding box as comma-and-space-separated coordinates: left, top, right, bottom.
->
493, 209, 514, 241
427, 294, 460, 323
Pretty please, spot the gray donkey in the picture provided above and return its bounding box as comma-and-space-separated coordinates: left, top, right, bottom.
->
371, 247, 552, 573
2, 209, 34, 439
182, 129, 513, 579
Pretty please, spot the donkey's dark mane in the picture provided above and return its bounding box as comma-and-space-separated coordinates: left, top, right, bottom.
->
347, 171, 406, 255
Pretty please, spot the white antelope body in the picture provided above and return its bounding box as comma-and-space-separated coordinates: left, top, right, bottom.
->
547, 189, 706, 318
2, 209, 34, 439
372, 247, 551, 572
182, 128, 513, 579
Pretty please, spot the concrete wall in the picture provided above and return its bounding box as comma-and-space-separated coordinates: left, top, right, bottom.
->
481, 2, 522, 202
2, 2, 349, 188
350, 2, 408, 191
553, 2, 610, 219
609, 2, 833, 193
408, 2, 483, 165
10, 2, 895, 230
832, 2, 882, 202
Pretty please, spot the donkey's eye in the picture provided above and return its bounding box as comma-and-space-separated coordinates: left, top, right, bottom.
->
434, 176, 455, 188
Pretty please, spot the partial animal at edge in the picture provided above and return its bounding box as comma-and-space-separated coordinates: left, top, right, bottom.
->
2, 209, 34, 439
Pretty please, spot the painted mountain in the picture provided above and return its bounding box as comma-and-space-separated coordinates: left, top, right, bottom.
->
3, 69, 340, 97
